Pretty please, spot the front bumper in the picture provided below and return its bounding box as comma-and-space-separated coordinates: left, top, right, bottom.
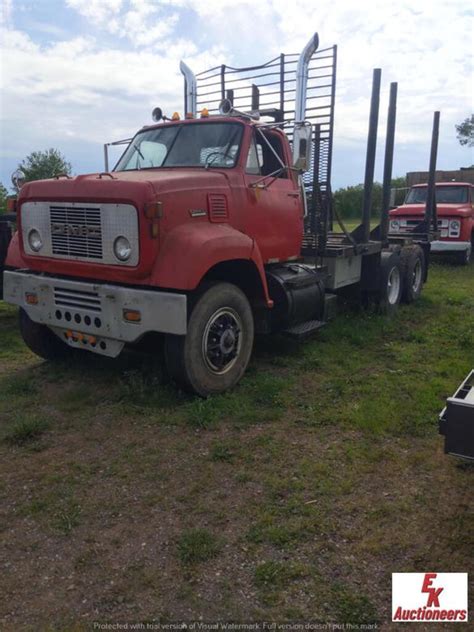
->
3, 270, 187, 357
430, 240, 471, 254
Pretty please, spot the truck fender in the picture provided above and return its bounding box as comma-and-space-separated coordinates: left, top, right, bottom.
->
4, 231, 24, 269
151, 223, 273, 306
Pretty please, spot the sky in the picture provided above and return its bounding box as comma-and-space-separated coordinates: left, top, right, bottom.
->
0, 0, 473, 192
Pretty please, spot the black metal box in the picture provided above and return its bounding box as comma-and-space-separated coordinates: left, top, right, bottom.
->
439, 370, 474, 460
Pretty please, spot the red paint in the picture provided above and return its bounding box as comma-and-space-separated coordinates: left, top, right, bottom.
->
6, 119, 303, 306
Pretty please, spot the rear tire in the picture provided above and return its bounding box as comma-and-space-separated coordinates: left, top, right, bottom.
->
19, 308, 72, 360
400, 246, 425, 303
375, 251, 403, 315
164, 282, 254, 397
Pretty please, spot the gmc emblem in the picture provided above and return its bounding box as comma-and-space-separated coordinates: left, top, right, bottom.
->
51, 223, 101, 238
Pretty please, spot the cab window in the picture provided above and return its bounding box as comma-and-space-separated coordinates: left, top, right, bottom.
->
245, 131, 288, 178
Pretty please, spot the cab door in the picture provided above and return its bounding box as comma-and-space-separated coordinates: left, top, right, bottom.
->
242, 129, 303, 262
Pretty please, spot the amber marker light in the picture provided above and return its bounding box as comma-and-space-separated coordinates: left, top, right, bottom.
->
200, 108, 209, 118
171, 112, 180, 120
123, 309, 141, 323
144, 201, 163, 219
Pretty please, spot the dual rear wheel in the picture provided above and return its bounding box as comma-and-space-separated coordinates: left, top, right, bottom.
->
375, 246, 425, 314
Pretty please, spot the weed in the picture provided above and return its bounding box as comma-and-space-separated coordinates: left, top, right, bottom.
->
53, 502, 81, 535
209, 442, 235, 462
332, 584, 379, 625
176, 528, 220, 564
1, 373, 37, 397
3, 416, 49, 446
254, 561, 307, 589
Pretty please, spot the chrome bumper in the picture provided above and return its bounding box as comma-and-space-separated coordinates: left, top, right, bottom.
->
430, 240, 471, 254
3, 270, 187, 357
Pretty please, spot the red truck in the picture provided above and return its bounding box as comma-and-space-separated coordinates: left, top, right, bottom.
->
389, 181, 474, 265
2, 34, 439, 396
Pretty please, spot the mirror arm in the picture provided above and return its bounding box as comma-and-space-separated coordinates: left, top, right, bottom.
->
249, 167, 288, 189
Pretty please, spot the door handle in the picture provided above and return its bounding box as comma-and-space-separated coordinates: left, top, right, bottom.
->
287, 192, 300, 198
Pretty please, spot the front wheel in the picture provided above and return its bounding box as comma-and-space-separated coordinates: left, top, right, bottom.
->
164, 282, 254, 397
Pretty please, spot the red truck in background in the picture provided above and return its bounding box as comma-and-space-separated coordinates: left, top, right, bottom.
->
389, 180, 474, 265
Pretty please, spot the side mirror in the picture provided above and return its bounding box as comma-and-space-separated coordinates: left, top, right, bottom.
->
11, 169, 26, 192
292, 123, 312, 172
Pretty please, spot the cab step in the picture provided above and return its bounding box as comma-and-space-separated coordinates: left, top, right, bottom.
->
283, 319, 326, 339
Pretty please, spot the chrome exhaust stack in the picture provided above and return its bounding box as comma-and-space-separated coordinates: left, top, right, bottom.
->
294, 32, 319, 123
293, 32, 319, 169
180, 61, 197, 117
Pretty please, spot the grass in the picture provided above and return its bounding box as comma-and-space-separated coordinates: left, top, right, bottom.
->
0, 260, 473, 625
176, 528, 221, 564
254, 561, 308, 589
2, 415, 49, 446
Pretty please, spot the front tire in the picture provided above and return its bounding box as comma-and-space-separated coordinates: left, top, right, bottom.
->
19, 308, 72, 360
164, 282, 254, 397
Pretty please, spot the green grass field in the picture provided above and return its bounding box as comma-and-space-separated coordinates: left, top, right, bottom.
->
0, 260, 473, 628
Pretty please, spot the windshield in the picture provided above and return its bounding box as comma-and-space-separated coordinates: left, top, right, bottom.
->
114, 122, 243, 171
405, 185, 469, 204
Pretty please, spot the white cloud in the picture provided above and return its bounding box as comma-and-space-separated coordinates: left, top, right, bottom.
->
65, 0, 124, 26
66, 0, 180, 48
1, 0, 13, 27
0, 0, 472, 186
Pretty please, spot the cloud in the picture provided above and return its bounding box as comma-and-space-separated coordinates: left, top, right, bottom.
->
0, 0, 472, 187
1, 0, 13, 27
66, 0, 180, 48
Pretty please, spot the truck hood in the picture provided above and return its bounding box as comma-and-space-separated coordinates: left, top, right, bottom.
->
390, 203, 473, 218
19, 168, 229, 205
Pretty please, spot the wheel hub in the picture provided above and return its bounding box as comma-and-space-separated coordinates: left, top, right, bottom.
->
203, 308, 242, 374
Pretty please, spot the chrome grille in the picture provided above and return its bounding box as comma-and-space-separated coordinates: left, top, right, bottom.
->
50, 205, 103, 260
54, 286, 102, 312
397, 218, 446, 232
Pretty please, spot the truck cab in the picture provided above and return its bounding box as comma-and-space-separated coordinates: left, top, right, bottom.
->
389, 182, 474, 264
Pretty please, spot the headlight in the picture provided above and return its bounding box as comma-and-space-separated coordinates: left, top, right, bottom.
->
113, 236, 132, 261
28, 229, 43, 252
449, 219, 460, 233
390, 220, 400, 232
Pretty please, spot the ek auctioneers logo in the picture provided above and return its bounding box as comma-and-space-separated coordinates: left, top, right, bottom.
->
392, 573, 468, 623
